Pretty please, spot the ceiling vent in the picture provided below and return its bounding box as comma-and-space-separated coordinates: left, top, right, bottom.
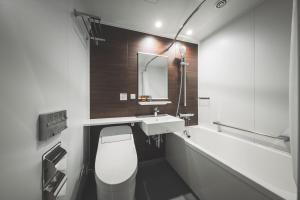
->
216, 0, 227, 8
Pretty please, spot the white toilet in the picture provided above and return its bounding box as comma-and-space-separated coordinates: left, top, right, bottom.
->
95, 125, 138, 200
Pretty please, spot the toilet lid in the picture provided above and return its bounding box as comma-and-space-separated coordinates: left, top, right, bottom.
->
95, 126, 137, 185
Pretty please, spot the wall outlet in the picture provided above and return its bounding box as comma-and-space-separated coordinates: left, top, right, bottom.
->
120, 93, 127, 101
130, 94, 136, 100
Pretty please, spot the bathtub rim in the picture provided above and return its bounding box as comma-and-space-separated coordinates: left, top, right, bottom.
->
172, 125, 296, 200
190, 125, 291, 157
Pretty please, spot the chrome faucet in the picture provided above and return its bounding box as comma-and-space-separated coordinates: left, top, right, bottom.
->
153, 107, 160, 117
179, 113, 194, 138
183, 129, 191, 138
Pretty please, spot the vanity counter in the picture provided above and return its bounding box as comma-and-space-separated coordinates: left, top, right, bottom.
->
83, 117, 142, 127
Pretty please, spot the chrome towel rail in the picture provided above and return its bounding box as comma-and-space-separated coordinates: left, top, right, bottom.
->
74, 9, 106, 46
212, 121, 290, 142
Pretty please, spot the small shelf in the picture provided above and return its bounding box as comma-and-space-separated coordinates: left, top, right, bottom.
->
138, 101, 172, 106
44, 146, 67, 166
42, 143, 67, 200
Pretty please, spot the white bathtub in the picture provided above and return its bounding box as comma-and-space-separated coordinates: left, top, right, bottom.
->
166, 126, 297, 200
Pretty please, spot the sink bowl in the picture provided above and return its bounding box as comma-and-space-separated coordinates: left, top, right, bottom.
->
139, 115, 184, 136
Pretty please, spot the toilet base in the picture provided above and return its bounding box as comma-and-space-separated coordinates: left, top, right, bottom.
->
95, 169, 137, 200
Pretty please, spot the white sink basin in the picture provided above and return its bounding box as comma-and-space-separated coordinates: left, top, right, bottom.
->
139, 115, 184, 136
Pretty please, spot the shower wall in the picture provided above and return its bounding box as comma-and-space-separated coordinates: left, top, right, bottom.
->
198, 0, 292, 151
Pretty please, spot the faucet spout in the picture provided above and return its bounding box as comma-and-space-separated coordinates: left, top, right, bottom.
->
154, 107, 160, 117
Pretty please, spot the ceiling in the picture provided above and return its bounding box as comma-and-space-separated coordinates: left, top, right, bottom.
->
80, 0, 265, 43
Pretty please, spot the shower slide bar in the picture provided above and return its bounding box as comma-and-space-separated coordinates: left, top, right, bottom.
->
213, 121, 290, 142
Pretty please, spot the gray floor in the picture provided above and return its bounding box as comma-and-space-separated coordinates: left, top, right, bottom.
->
81, 160, 198, 200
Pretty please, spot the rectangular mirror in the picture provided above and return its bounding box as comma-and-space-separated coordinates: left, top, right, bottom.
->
138, 52, 168, 100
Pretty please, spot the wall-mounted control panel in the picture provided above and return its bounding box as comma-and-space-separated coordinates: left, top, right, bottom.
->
39, 110, 67, 141
42, 142, 67, 200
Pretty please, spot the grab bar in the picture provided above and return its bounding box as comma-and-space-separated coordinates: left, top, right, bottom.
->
212, 121, 290, 142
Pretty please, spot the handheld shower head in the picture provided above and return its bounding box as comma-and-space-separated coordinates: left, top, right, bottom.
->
179, 45, 187, 58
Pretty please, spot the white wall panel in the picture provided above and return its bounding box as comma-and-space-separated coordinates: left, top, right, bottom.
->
0, 0, 89, 199
198, 0, 292, 151
254, 0, 292, 136
199, 12, 254, 131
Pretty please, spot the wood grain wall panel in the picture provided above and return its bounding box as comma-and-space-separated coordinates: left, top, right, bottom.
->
90, 25, 198, 125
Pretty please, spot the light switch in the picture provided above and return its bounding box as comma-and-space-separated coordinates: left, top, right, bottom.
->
130, 94, 136, 100
120, 93, 127, 101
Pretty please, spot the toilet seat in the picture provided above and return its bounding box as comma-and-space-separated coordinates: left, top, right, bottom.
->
95, 126, 138, 186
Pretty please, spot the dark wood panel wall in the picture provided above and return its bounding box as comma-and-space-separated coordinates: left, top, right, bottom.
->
90, 25, 198, 125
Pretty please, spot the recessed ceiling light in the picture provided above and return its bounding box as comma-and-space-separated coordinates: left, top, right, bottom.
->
155, 21, 162, 28
186, 29, 193, 36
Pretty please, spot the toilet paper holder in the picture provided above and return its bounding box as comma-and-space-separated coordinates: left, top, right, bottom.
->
42, 142, 67, 200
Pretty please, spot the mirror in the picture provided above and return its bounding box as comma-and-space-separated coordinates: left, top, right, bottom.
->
138, 52, 168, 100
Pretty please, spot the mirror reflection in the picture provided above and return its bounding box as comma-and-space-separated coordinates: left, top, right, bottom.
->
138, 52, 168, 100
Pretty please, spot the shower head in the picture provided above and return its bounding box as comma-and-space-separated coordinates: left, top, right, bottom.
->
178, 45, 188, 67
179, 45, 187, 58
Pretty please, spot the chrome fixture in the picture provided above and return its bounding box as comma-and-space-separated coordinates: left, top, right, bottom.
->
198, 97, 210, 100
176, 45, 189, 116
179, 45, 187, 59
179, 113, 194, 125
179, 113, 194, 138
146, 135, 164, 148
216, 0, 227, 9
179, 45, 188, 107
183, 129, 191, 138
146, 135, 164, 149
155, 135, 163, 148
213, 121, 290, 142
74, 9, 106, 46
154, 107, 160, 117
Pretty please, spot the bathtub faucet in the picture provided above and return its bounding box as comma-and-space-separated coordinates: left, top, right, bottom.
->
179, 113, 194, 126
179, 113, 194, 138
183, 129, 191, 138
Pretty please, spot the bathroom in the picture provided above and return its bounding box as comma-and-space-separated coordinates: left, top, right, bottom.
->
0, 0, 298, 200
